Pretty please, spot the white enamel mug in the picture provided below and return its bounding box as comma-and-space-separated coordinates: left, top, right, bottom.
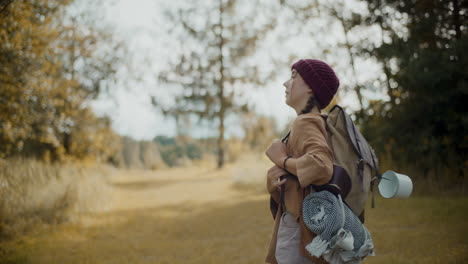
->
378, 170, 413, 198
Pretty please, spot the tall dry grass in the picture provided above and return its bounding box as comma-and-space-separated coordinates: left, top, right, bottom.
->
376, 149, 467, 196
0, 158, 112, 241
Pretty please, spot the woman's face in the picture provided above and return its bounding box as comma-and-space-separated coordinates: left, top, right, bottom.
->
283, 68, 313, 110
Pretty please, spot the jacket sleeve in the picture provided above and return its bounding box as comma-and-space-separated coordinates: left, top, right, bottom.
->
293, 115, 334, 188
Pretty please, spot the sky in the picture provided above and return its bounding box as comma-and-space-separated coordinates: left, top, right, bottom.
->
89, 0, 387, 141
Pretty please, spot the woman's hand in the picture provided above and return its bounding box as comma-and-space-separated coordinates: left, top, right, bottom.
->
266, 165, 288, 194
265, 139, 288, 167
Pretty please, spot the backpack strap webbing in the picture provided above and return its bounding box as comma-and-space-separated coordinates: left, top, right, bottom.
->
370, 154, 382, 209
279, 130, 291, 213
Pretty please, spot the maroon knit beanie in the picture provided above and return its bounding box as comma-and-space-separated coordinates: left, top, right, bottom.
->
291, 59, 340, 109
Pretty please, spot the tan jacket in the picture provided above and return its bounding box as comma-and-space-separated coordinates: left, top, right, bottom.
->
265, 112, 334, 264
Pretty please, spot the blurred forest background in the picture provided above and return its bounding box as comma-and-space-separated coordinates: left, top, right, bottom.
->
0, 0, 467, 263
1, 0, 466, 186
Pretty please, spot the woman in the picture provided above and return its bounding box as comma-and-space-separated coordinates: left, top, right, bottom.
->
264, 59, 339, 264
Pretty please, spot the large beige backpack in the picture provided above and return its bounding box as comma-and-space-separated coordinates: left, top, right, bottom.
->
315, 105, 381, 223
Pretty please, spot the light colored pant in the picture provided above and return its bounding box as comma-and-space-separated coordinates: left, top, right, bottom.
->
275, 211, 317, 264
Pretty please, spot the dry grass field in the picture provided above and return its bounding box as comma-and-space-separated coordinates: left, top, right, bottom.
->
0, 153, 467, 264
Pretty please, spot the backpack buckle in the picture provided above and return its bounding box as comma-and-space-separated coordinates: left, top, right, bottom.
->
356, 158, 364, 167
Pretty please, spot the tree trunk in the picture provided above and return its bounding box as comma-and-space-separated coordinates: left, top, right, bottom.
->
217, 0, 225, 169
382, 61, 396, 107
453, 0, 461, 40
217, 109, 225, 169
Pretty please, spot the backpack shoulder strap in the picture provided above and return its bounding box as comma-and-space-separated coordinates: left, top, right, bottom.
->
281, 129, 291, 143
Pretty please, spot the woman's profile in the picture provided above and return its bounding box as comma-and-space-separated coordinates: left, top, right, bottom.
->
264, 59, 339, 264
